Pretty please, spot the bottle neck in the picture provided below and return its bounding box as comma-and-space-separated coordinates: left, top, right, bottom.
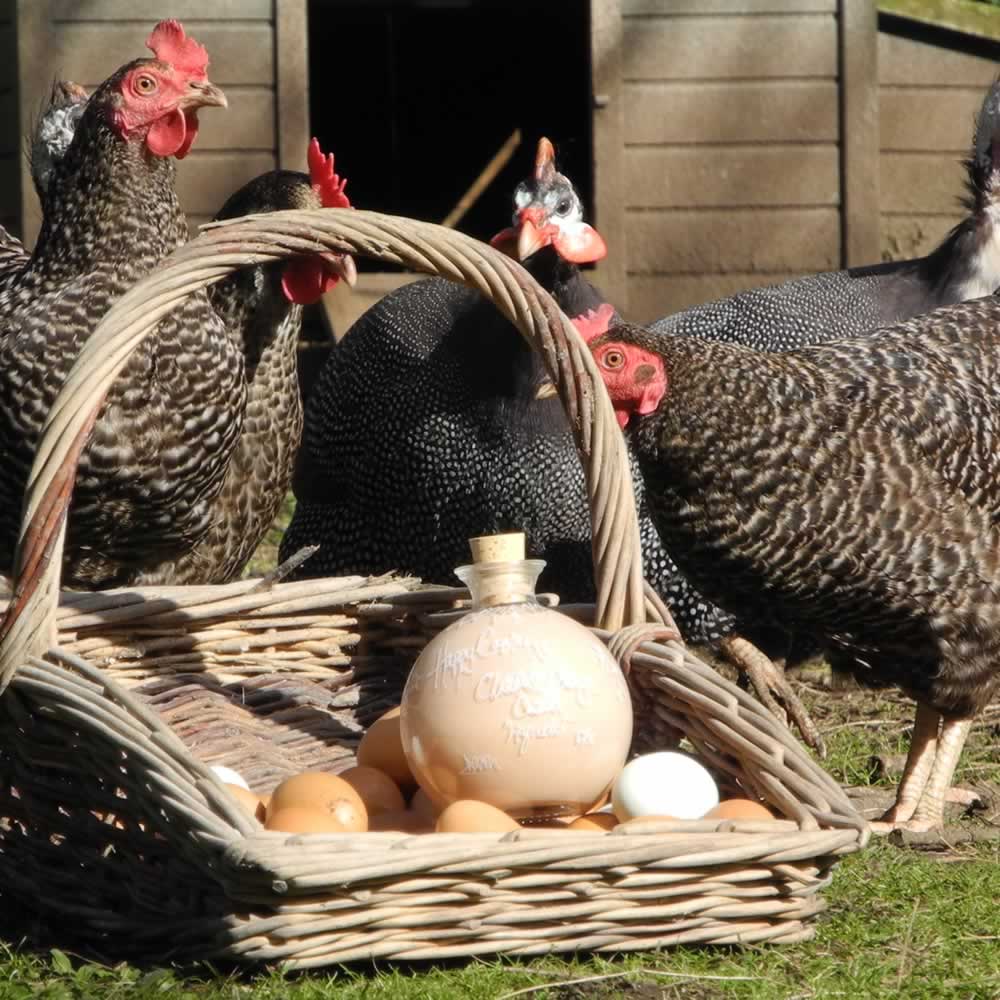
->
454, 559, 546, 609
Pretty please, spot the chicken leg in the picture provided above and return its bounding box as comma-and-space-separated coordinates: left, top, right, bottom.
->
871, 704, 974, 833
719, 635, 826, 756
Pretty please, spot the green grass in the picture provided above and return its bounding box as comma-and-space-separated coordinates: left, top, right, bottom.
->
243, 493, 297, 578
0, 840, 996, 999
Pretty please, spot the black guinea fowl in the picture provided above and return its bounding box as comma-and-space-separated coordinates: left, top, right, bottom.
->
590, 313, 1000, 831
282, 137, 737, 639
650, 80, 1000, 347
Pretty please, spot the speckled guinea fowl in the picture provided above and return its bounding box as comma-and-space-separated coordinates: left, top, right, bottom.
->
651, 80, 1000, 347
29, 81, 90, 204
282, 137, 735, 642
590, 311, 1000, 830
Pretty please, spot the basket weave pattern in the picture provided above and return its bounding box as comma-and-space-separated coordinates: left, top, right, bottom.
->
0, 211, 867, 964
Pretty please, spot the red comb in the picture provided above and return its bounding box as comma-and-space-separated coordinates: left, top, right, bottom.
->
308, 137, 351, 209
146, 20, 209, 78
571, 303, 616, 343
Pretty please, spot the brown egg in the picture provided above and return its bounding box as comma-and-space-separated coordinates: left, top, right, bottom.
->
338, 765, 406, 816
257, 795, 270, 824
265, 806, 354, 834
568, 812, 619, 832
269, 772, 368, 832
357, 707, 415, 791
223, 782, 264, 822
704, 798, 775, 821
368, 809, 432, 833
436, 800, 520, 834
409, 787, 443, 823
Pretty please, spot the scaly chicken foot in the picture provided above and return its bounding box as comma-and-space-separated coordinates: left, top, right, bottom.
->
719, 635, 827, 756
871, 707, 974, 833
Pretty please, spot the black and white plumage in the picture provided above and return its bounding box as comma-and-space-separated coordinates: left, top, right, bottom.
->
0, 32, 236, 590
0, 81, 90, 282
591, 308, 1000, 830
282, 138, 734, 641
650, 81, 1000, 349
1, 52, 352, 588
137, 170, 331, 584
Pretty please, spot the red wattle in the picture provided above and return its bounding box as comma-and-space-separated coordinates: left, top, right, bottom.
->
146, 108, 188, 158
282, 258, 337, 304
174, 111, 200, 160
489, 227, 518, 256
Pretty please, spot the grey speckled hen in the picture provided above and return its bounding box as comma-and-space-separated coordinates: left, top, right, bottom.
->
651, 81, 1000, 348
282, 138, 736, 646
590, 307, 1000, 831
0, 23, 354, 589
138, 161, 356, 585
0, 22, 233, 590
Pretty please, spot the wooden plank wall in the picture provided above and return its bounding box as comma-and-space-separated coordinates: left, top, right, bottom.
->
0, 1, 18, 237
12, 0, 308, 246
878, 22, 1000, 260
620, 0, 842, 323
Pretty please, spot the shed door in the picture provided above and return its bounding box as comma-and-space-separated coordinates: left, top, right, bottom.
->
309, 0, 595, 337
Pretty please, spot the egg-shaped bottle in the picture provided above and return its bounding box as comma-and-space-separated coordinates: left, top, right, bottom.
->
399, 533, 633, 819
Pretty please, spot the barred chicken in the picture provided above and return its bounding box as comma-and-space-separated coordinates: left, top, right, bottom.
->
0, 21, 351, 589
590, 312, 1000, 830
145, 143, 355, 584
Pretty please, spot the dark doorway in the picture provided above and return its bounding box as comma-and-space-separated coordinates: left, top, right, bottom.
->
307, 0, 593, 272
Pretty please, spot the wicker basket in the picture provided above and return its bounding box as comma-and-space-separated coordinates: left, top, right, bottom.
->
0, 210, 868, 966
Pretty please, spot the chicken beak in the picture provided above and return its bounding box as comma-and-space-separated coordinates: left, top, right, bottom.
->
182, 79, 228, 110
517, 218, 550, 261
326, 253, 357, 288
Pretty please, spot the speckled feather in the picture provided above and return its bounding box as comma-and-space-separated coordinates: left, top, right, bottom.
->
0, 60, 244, 589
136, 171, 318, 584
613, 305, 1000, 716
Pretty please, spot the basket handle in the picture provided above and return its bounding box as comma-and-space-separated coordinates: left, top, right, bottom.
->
0, 209, 659, 689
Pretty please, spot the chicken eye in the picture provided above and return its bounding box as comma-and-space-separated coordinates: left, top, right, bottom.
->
134, 74, 158, 95
601, 349, 626, 370
556, 199, 572, 215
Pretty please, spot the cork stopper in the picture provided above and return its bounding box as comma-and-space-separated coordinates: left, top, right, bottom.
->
468, 531, 525, 565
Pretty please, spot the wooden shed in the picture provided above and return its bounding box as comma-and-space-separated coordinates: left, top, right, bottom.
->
2, 0, 1000, 329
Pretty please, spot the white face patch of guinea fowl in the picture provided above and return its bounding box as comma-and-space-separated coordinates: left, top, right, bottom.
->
956, 203, 1000, 301
512, 179, 584, 227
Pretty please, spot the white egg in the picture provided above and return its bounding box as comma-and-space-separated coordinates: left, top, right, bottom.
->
611, 751, 719, 821
210, 765, 250, 790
